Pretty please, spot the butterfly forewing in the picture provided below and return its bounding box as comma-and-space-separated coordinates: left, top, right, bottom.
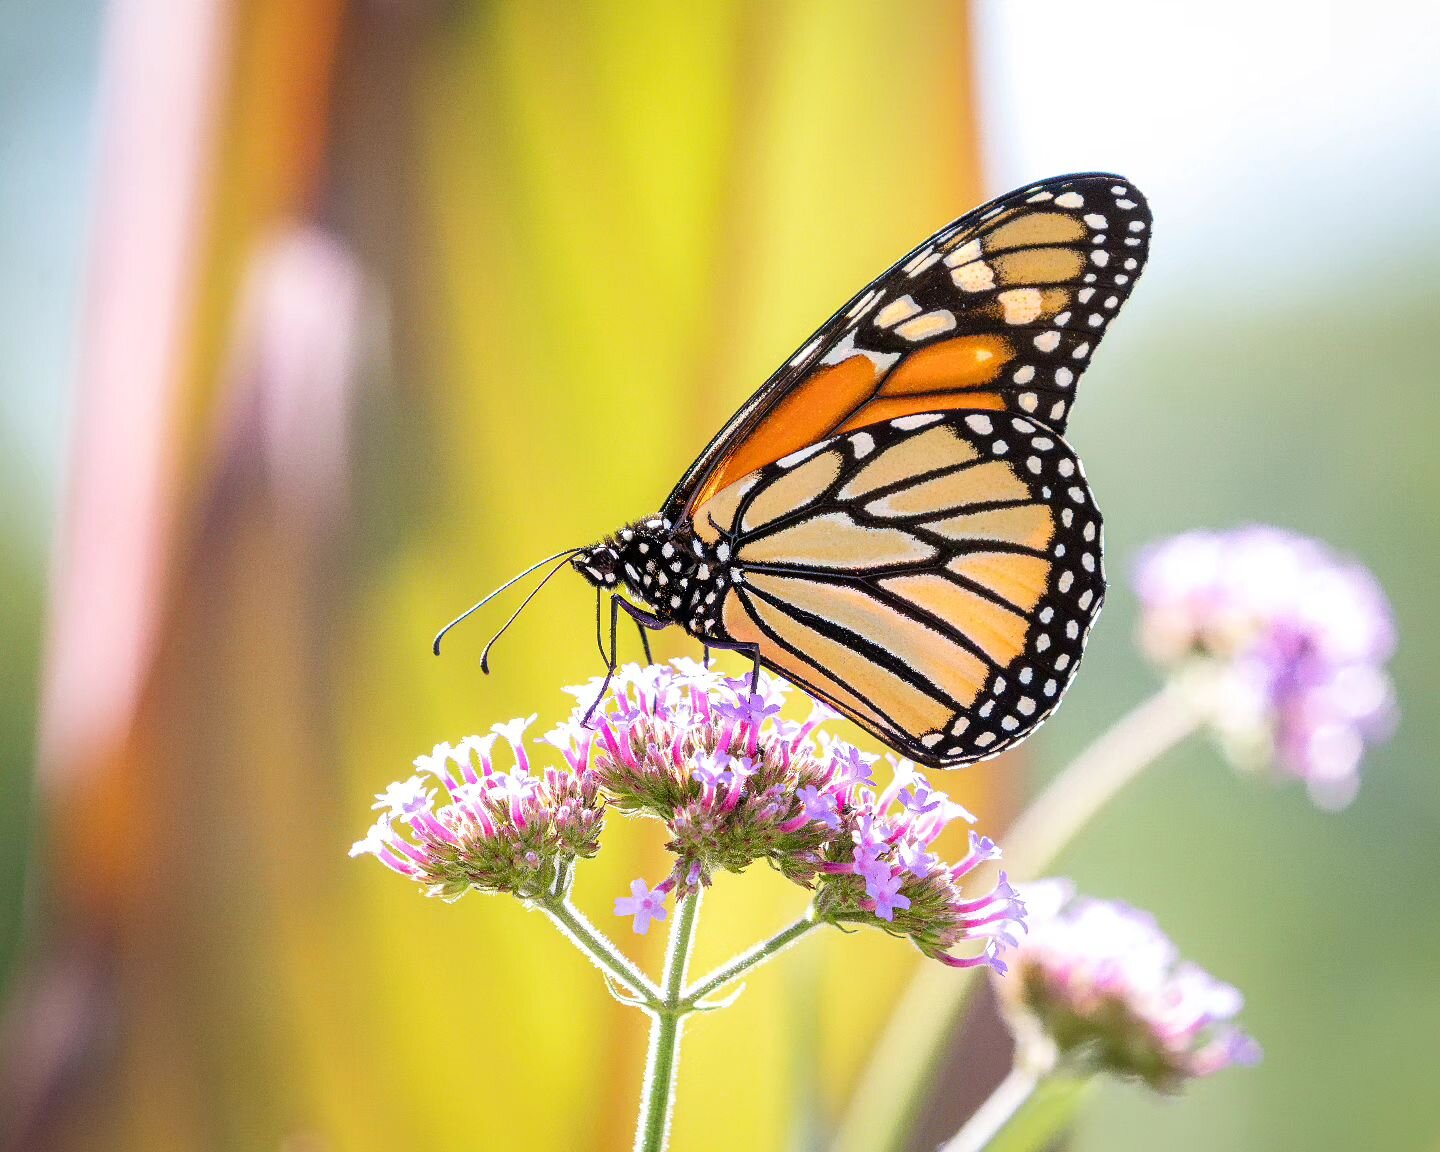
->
666, 173, 1150, 518
692, 410, 1104, 766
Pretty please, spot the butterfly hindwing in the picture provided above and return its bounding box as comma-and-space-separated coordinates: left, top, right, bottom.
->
666, 173, 1149, 517
692, 410, 1105, 766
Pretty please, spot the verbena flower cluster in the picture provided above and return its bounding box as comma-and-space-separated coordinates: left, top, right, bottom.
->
350, 722, 605, 900
1135, 526, 1396, 809
554, 661, 1024, 970
353, 659, 1026, 972
1000, 880, 1261, 1092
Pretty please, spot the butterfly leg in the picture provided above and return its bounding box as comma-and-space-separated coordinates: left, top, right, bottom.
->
594, 587, 607, 663
583, 595, 673, 726
700, 637, 762, 693
635, 618, 654, 664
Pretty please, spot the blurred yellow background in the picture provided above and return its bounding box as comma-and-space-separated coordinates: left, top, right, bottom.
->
1, 2, 1437, 1151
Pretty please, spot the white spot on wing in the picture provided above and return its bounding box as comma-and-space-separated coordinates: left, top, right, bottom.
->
777, 442, 828, 469
895, 310, 957, 340
875, 295, 922, 329
846, 288, 883, 320
944, 239, 983, 266
891, 412, 945, 431
951, 260, 995, 293
902, 246, 937, 275
998, 288, 1043, 325
819, 327, 901, 373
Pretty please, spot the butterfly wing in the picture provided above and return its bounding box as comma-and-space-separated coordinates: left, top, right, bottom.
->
691, 410, 1104, 766
664, 173, 1149, 520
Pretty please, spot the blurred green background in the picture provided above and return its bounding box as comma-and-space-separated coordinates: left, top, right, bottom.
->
1, 2, 1436, 1150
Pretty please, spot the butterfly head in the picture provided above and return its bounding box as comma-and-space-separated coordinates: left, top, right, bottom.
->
572, 516, 715, 624
570, 542, 622, 589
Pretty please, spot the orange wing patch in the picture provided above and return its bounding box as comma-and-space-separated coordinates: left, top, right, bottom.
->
880, 335, 1014, 395
693, 473, 760, 543
982, 211, 1087, 251
721, 592, 902, 737
690, 356, 877, 507
667, 175, 1150, 526
739, 449, 842, 532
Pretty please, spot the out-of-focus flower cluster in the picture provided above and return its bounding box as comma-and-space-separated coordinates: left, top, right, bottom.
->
555, 660, 1024, 968
998, 880, 1260, 1092
350, 721, 604, 901
1135, 526, 1396, 809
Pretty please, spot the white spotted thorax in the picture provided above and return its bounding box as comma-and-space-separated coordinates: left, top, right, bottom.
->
569, 174, 1145, 768
571, 516, 734, 642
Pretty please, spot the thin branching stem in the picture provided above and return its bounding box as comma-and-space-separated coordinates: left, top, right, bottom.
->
683, 910, 821, 1007
539, 894, 662, 1005
635, 889, 703, 1152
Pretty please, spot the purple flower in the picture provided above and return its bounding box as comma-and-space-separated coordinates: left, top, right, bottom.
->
797, 784, 841, 830
1000, 880, 1261, 1091
349, 816, 423, 877
829, 743, 877, 788
691, 750, 731, 789
614, 879, 668, 935
897, 781, 942, 816
580, 659, 890, 896
895, 838, 935, 878
371, 775, 434, 822
1135, 526, 1396, 809
865, 869, 912, 921
350, 716, 605, 900
714, 691, 781, 728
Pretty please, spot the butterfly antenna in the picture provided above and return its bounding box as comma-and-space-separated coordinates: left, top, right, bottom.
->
432, 547, 582, 656
478, 552, 581, 674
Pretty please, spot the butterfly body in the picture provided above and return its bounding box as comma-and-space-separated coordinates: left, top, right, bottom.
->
573, 518, 728, 641
563, 173, 1150, 768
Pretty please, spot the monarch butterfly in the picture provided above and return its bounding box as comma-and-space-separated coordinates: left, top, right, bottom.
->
437, 173, 1151, 768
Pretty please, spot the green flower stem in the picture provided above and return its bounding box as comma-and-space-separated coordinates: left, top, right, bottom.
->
936, 1064, 1040, 1152
539, 894, 661, 1004
683, 909, 821, 1006
636, 888, 703, 1152
831, 677, 1205, 1152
